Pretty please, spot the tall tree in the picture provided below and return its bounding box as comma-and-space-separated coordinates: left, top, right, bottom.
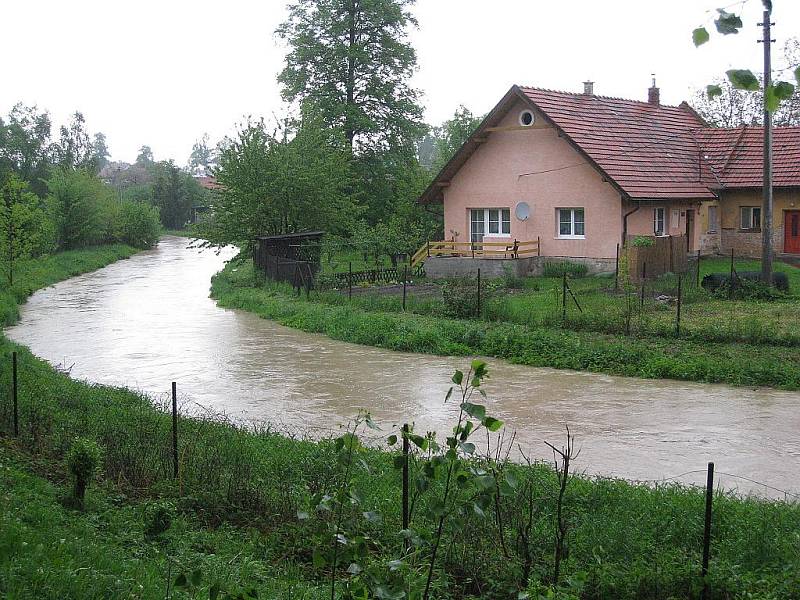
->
0, 104, 54, 196
188, 133, 216, 174
47, 169, 107, 249
54, 112, 96, 171
429, 106, 482, 172
152, 162, 192, 229
276, 0, 424, 153
91, 132, 111, 170
136, 145, 154, 166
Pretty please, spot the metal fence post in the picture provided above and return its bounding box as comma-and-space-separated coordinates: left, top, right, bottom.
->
561, 271, 567, 323
476, 268, 481, 317
729, 249, 735, 299
402, 424, 409, 532
701, 462, 715, 600
614, 242, 620, 291
402, 266, 408, 311
12, 352, 18, 437
171, 382, 178, 479
640, 261, 647, 307
696, 249, 701, 287
675, 275, 682, 337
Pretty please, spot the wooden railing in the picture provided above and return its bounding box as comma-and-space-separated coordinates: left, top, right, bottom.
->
411, 238, 540, 267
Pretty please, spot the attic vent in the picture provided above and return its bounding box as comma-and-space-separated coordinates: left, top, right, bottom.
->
519, 110, 535, 126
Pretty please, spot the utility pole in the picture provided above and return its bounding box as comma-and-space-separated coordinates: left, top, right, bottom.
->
759, 3, 774, 285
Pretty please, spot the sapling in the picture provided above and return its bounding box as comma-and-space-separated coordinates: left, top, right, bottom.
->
66, 436, 102, 508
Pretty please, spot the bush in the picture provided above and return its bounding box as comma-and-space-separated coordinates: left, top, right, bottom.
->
144, 501, 174, 539
441, 277, 480, 318
631, 236, 655, 247
114, 201, 161, 249
65, 437, 102, 508
542, 261, 589, 278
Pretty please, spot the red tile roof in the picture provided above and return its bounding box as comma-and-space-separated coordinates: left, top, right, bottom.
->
519, 87, 717, 199
419, 85, 800, 204
693, 125, 800, 189
195, 176, 222, 191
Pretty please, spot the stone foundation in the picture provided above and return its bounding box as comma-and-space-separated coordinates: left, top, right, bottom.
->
424, 256, 616, 279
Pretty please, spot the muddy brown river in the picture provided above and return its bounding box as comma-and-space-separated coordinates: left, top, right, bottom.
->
7, 236, 800, 497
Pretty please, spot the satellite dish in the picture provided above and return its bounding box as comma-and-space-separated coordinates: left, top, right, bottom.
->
515, 202, 531, 221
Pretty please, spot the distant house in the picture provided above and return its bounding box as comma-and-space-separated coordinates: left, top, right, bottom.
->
418, 82, 800, 273
192, 176, 221, 223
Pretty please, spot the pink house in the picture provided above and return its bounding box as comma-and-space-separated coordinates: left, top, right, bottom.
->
417, 83, 800, 275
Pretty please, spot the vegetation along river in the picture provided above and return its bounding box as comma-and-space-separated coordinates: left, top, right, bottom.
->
7, 236, 800, 497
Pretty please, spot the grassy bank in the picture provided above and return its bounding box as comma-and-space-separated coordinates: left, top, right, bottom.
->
211, 260, 800, 390
2, 246, 799, 598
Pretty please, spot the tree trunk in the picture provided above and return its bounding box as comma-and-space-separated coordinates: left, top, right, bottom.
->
345, 0, 358, 149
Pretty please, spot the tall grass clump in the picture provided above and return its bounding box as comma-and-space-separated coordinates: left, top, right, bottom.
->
541, 261, 589, 278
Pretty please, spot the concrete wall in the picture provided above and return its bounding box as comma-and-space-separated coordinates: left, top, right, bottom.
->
424, 256, 616, 279
442, 99, 623, 260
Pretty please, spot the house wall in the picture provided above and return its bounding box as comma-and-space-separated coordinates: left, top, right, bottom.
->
623, 200, 707, 254
442, 100, 623, 260
718, 189, 800, 257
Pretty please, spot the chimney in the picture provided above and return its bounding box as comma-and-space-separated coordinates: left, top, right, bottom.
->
648, 74, 660, 105
583, 80, 594, 95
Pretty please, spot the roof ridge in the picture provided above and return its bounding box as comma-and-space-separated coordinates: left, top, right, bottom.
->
518, 84, 688, 110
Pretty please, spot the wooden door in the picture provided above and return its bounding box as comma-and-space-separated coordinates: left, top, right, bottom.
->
785, 210, 800, 254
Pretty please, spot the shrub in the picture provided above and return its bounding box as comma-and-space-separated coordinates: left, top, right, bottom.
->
631, 236, 655, 247
711, 277, 786, 301
144, 501, 174, 539
114, 201, 161, 249
542, 261, 589, 278
500, 264, 528, 289
65, 437, 102, 508
441, 277, 480, 318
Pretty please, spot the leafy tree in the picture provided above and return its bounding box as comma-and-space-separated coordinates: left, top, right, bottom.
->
276, 0, 424, 152
187, 133, 216, 174
54, 112, 97, 172
152, 162, 193, 229
429, 105, 482, 172
47, 169, 107, 249
114, 200, 161, 248
136, 145, 154, 166
204, 108, 357, 249
0, 104, 54, 196
0, 175, 55, 284
91, 132, 111, 170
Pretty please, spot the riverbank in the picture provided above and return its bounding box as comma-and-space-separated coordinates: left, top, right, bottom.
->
2, 244, 800, 598
211, 260, 800, 390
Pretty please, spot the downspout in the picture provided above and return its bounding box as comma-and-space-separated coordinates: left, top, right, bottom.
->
622, 200, 640, 248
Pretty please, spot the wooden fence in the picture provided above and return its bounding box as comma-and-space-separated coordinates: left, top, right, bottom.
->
626, 235, 689, 282
317, 264, 425, 290
411, 239, 540, 267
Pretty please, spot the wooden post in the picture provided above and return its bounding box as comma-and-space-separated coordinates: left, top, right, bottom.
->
348, 262, 352, 300
402, 266, 408, 311
614, 243, 620, 290
12, 352, 18, 437
171, 382, 178, 479
476, 268, 481, 317
537, 235, 541, 256
640, 262, 647, 307
701, 462, 715, 600
426, 239, 430, 258
669, 235, 674, 273
675, 275, 682, 337
402, 424, 409, 533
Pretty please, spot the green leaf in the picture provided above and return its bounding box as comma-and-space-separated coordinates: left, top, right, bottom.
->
473, 502, 486, 517
393, 455, 406, 469
174, 573, 188, 588
715, 9, 742, 35
764, 82, 793, 113
387, 434, 397, 446
364, 414, 380, 430
461, 402, 486, 421
444, 386, 453, 402
795, 66, 800, 85
505, 471, 519, 489
476, 475, 495, 490
726, 69, 759, 91
499, 480, 515, 496
458, 441, 476, 455
409, 434, 428, 450
470, 359, 487, 377
706, 84, 723, 99
451, 370, 463, 385
190, 569, 202, 586
692, 27, 710, 47
347, 562, 363, 574
430, 498, 446, 518
363, 511, 382, 524
483, 416, 504, 432
312, 548, 327, 568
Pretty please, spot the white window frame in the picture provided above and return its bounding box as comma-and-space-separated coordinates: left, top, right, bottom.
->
740, 206, 761, 231
557, 208, 585, 239
653, 208, 666, 236
707, 205, 719, 233
470, 208, 511, 239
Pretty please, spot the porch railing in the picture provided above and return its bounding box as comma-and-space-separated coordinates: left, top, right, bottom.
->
411, 238, 540, 267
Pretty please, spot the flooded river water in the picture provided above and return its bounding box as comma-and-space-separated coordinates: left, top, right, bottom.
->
7, 236, 800, 497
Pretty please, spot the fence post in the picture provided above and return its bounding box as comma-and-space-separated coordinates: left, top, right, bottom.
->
675, 275, 682, 337
426, 239, 430, 258
561, 271, 567, 323
348, 262, 352, 300
701, 462, 715, 600
402, 266, 408, 311
640, 261, 647, 307
12, 351, 18, 437
614, 243, 620, 291
402, 424, 409, 533
476, 268, 481, 317
171, 382, 178, 479
537, 235, 541, 256
729, 248, 735, 299
696, 249, 701, 287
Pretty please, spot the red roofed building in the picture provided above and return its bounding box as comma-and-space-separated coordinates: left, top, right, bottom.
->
419, 83, 800, 269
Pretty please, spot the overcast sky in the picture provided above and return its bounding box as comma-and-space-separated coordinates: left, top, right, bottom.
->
2, 0, 798, 164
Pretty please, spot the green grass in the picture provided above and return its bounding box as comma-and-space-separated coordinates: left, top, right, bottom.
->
2, 245, 800, 598
212, 260, 800, 390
